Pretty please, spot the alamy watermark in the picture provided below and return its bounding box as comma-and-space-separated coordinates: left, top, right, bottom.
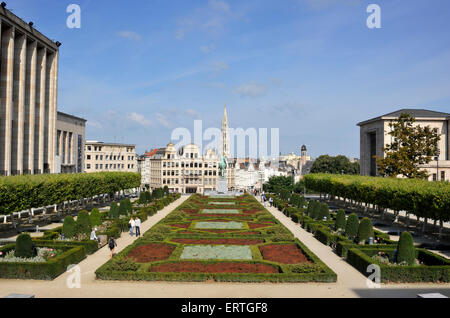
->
367, 4, 381, 29
66, 4, 81, 29
366, 264, 381, 288
66, 264, 81, 288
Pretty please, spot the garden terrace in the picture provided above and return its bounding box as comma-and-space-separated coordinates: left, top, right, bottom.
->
95, 194, 337, 283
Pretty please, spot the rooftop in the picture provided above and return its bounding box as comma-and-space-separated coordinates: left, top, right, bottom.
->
357, 108, 450, 126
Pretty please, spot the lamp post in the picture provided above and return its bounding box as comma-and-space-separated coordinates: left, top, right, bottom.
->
435, 149, 440, 181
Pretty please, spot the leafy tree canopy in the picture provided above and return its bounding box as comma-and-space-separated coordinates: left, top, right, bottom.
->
310, 155, 359, 175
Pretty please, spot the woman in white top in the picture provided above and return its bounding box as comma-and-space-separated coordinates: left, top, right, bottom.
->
129, 218, 135, 237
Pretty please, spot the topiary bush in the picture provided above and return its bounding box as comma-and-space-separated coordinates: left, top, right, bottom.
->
318, 203, 330, 220
62, 216, 77, 239
119, 200, 128, 216
345, 213, 359, 240
335, 209, 346, 230
89, 208, 102, 227
109, 202, 119, 219
357, 217, 374, 244
145, 191, 151, 203
139, 192, 146, 205
15, 234, 34, 258
76, 210, 92, 236
396, 232, 415, 265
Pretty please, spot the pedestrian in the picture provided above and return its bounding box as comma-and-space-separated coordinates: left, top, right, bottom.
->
269, 197, 273, 207
135, 216, 141, 237
108, 237, 117, 258
129, 217, 135, 237
263, 194, 267, 207
90, 227, 101, 245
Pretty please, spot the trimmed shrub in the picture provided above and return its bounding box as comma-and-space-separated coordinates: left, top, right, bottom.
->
119, 200, 128, 216
345, 213, 359, 239
76, 210, 92, 236
139, 192, 146, 204
335, 209, 346, 230
62, 216, 77, 239
357, 218, 374, 244
109, 202, 119, 219
397, 232, 415, 265
318, 203, 330, 220
145, 191, 151, 203
15, 234, 34, 258
89, 208, 102, 227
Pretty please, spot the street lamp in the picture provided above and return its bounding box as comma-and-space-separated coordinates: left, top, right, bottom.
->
435, 149, 441, 181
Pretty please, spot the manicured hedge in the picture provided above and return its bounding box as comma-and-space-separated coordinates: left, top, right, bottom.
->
0, 243, 86, 280
346, 247, 450, 283
0, 172, 141, 215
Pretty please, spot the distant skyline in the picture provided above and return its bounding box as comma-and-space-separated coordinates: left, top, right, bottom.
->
7, 0, 450, 158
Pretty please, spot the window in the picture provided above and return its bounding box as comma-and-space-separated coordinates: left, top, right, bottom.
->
441, 171, 445, 181
96, 155, 98, 160
94, 146, 98, 151
99, 164, 103, 169
433, 173, 437, 181
87, 164, 91, 169
100, 155, 103, 160
87, 155, 91, 160
87, 146, 91, 151
99, 146, 102, 151
121, 156, 124, 160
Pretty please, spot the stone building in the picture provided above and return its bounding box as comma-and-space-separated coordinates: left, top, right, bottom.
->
55, 111, 86, 173
148, 142, 219, 194
84, 141, 137, 173
0, 5, 60, 175
357, 109, 450, 181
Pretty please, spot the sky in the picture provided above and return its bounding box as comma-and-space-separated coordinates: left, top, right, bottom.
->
6, 0, 450, 158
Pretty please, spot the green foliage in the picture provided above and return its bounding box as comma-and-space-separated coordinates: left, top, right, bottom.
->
15, 234, 34, 258
145, 191, 151, 203
263, 176, 293, 193
62, 216, 77, 239
357, 218, 374, 244
345, 213, 359, 239
109, 202, 119, 219
0, 172, 141, 215
108, 258, 140, 271
377, 113, 440, 179
310, 155, 359, 175
76, 210, 92, 236
335, 209, 346, 230
397, 232, 415, 265
318, 203, 330, 220
89, 208, 102, 227
139, 192, 146, 204
119, 200, 128, 216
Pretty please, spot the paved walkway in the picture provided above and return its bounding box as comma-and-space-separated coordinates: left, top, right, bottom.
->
1, 196, 449, 298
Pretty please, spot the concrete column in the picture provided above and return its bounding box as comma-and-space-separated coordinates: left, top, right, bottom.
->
65, 131, 69, 165
25, 40, 37, 174
13, 33, 27, 175
36, 47, 46, 174
51, 51, 59, 172
0, 25, 15, 176
45, 51, 56, 173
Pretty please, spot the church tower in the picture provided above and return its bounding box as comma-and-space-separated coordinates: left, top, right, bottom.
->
221, 104, 229, 158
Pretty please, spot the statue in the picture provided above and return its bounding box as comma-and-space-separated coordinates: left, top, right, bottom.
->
218, 156, 227, 177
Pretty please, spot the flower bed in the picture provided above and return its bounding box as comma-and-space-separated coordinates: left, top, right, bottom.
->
209, 202, 236, 205
260, 244, 311, 264
180, 245, 253, 260
126, 243, 175, 263
248, 222, 274, 229
201, 209, 240, 214
151, 262, 279, 273
172, 238, 263, 245
194, 221, 244, 230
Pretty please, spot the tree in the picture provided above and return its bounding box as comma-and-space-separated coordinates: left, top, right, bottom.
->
345, 213, 359, 239
377, 113, 440, 179
263, 176, 293, 193
396, 232, 415, 265
318, 203, 330, 220
76, 210, 92, 236
63, 216, 77, 238
310, 155, 359, 175
357, 217, 374, 244
89, 208, 102, 227
335, 209, 346, 230
119, 200, 128, 216
109, 202, 119, 219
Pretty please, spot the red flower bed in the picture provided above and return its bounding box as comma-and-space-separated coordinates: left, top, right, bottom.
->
248, 222, 274, 229
259, 244, 311, 264
170, 223, 190, 229
126, 243, 175, 263
151, 262, 279, 273
242, 209, 259, 214
183, 209, 199, 214
172, 238, 263, 245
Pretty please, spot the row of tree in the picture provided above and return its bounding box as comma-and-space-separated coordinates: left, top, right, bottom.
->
0, 172, 141, 215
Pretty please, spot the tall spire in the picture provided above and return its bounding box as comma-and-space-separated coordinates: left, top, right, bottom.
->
221, 104, 229, 158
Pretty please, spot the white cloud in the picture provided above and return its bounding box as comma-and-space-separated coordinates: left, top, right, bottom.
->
86, 120, 103, 129
235, 81, 268, 98
127, 112, 152, 126
116, 31, 141, 41
208, 0, 231, 13
211, 61, 229, 72
156, 113, 171, 128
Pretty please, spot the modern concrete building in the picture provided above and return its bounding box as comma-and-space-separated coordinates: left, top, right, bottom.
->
84, 141, 137, 173
148, 142, 219, 194
0, 4, 60, 175
357, 109, 450, 181
55, 111, 86, 173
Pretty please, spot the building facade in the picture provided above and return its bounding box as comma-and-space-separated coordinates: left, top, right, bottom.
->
0, 5, 60, 175
358, 109, 450, 181
55, 111, 86, 173
84, 141, 137, 173
149, 142, 219, 194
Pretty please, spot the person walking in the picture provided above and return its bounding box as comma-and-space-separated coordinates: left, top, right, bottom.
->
135, 216, 141, 237
108, 237, 117, 258
129, 217, 135, 237
90, 227, 100, 245
269, 197, 273, 207
263, 194, 267, 207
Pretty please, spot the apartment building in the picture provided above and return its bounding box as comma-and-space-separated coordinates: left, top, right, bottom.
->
84, 141, 137, 173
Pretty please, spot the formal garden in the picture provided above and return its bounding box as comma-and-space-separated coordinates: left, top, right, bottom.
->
0, 171, 179, 280
95, 193, 337, 283
267, 185, 450, 283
